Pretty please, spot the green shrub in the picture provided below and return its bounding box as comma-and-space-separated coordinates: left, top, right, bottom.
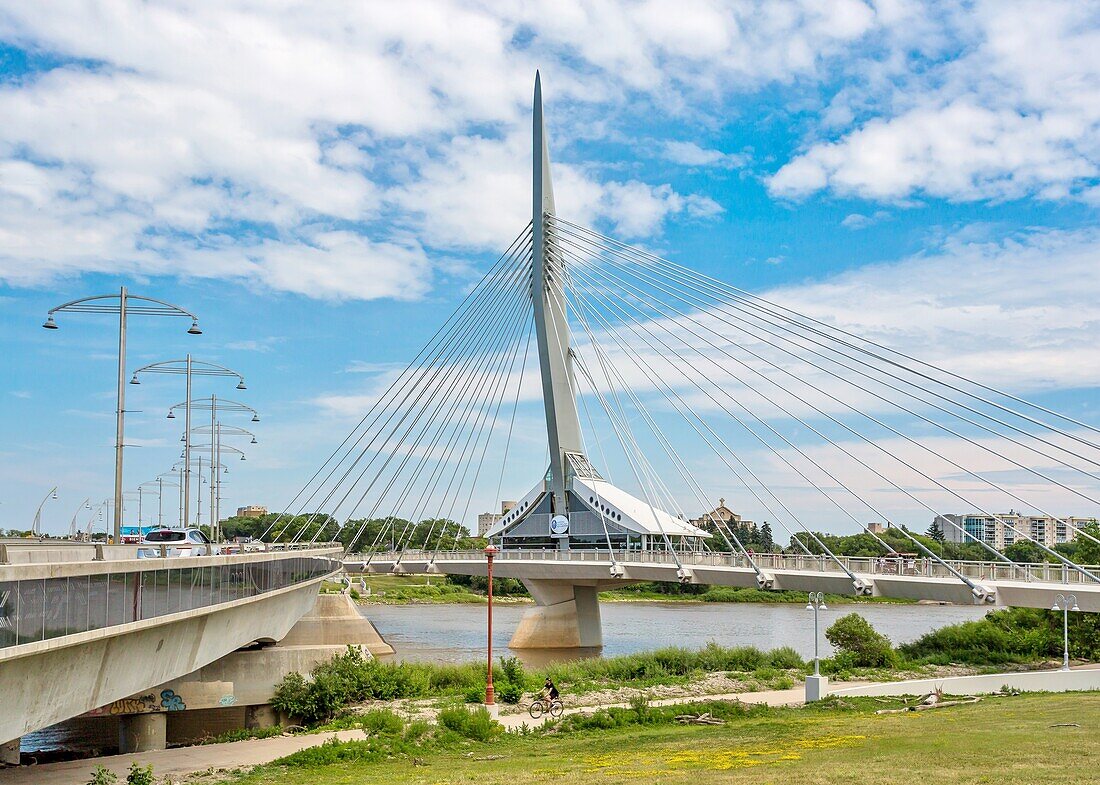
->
125, 763, 154, 785
86, 766, 118, 785
463, 684, 486, 703
825, 614, 895, 667
437, 706, 501, 742
899, 607, 1100, 665
359, 708, 405, 735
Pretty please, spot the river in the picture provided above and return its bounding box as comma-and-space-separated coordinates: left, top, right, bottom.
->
361, 600, 991, 666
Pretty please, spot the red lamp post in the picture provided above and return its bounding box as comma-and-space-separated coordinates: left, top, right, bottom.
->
484, 542, 498, 707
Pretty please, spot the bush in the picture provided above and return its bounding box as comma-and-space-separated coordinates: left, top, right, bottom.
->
437, 706, 501, 742
899, 607, 1100, 665
126, 763, 154, 785
825, 614, 895, 667
359, 708, 405, 735
86, 767, 118, 785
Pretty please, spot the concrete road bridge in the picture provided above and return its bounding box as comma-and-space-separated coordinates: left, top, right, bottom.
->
348, 549, 1100, 648
0, 542, 341, 755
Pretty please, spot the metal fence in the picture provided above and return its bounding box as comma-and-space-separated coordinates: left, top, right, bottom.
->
0, 548, 341, 651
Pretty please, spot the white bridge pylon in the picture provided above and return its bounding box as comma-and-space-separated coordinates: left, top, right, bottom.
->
484, 71, 710, 556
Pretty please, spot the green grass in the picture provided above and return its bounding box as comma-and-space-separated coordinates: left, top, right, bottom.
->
215, 693, 1100, 785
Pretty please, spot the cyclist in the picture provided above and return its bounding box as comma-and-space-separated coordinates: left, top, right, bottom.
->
540, 677, 560, 702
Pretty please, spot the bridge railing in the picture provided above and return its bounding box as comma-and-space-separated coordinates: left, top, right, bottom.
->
0, 547, 342, 653
350, 548, 1097, 586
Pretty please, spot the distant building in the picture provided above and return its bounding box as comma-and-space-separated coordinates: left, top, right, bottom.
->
236, 505, 268, 519
935, 512, 1093, 549
688, 498, 754, 532
867, 522, 887, 535
478, 501, 517, 537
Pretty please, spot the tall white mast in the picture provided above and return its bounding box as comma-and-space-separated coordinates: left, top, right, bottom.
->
531, 71, 585, 514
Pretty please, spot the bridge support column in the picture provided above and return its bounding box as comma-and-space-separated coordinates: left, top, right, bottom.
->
510, 580, 602, 649
246, 704, 279, 730
119, 712, 166, 754
1, 737, 20, 766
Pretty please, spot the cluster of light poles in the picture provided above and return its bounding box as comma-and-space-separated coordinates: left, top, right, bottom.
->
42, 287, 261, 542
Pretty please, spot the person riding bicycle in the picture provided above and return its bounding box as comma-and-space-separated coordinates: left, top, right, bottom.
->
539, 677, 560, 702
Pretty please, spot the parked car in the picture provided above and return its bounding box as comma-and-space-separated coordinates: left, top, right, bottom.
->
137, 528, 219, 558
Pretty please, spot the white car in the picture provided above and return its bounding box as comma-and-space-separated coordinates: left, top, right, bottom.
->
137, 528, 219, 558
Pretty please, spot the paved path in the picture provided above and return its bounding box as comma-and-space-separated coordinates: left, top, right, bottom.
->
0, 729, 368, 785
494, 685, 818, 729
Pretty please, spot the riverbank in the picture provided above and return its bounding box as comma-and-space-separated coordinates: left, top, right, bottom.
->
334, 576, 916, 606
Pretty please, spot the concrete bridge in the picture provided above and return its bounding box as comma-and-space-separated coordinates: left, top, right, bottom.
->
0, 542, 341, 756
349, 548, 1100, 648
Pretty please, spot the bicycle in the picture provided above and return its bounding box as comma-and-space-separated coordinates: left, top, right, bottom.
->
528, 695, 564, 719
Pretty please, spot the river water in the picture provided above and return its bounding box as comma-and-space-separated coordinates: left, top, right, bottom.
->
361, 600, 991, 666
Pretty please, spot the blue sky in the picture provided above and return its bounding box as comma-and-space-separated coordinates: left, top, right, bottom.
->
1, 1, 1099, 537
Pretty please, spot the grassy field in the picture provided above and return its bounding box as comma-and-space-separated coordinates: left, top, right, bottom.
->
214, 693, 1098, 785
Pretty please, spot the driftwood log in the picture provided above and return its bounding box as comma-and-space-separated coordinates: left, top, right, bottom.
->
675, 712, 726, 725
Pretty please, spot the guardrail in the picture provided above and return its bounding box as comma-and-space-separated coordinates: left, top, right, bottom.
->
347, 548, 1100, 586
0, 547, 342, 652
0, 539, 343, 565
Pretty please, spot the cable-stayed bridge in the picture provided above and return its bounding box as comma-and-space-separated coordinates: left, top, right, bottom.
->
270, 73, 1100, 649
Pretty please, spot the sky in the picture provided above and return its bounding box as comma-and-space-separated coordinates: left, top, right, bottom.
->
1, 0, 1099, 538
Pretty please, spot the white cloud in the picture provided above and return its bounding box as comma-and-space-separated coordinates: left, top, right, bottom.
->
840, 210, 891, 229
662, 141, 748, 169
770, 0, 1100, 202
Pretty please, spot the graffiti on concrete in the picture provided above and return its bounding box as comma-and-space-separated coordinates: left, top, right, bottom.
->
87, 694, 159, 716
219, 694, 237, 706
160, 689, 186, 711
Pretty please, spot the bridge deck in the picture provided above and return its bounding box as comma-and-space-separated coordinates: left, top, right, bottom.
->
347, 549, 1100, 611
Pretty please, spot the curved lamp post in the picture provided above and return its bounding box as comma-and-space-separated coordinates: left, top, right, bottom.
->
44, 287, 201, 541
69, 498, 91, 539
32, 486, 59, 536
132, 357, 244, 529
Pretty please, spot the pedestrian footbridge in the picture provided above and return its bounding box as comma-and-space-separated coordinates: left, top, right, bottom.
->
348, 549, 1100, 648
0, 542, 341, 751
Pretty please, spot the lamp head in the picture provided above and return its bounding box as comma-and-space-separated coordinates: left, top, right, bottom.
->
236, 379, 247, 390
240, 454, 246, 461
251, 414, 259, 422
51, 490, 58, 500
251, 436, 257, 444
129, 374, 140, 385
42, 314, 58, 329
805, 603, 813, 611
187, 320, 202, 335
1052, 602, 1061, 611
820, 602, 827, 610
1072, 603, 1081, 612
166, 410, 176, 420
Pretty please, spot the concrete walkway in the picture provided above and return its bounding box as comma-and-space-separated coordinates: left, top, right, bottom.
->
494, 685, 816, 729
0, 729, 368, 785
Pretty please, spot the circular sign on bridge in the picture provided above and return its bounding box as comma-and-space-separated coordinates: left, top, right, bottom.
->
549, 515, 569, 537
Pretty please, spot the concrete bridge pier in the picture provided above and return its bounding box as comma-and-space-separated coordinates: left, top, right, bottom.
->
119, 713, 166, 754
1, 737, 20, 766
509, 580, 602, 649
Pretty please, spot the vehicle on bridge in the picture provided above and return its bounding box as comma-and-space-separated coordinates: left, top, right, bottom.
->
137, 527, 218, 558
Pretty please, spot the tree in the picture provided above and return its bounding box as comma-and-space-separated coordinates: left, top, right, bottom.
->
1003, 540, 1047, 564
825, 613, 895, 667
759, 521, 774, 552
1075, 521, 1100, 566
925, 519, 945, 543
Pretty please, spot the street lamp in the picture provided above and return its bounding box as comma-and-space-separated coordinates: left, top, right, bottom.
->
1051, 594, 1080, 671
169, 396, 258, 543
32, 486, 59, 536
68, 498, 91, 539
806, 592, 827, 677
485, 543, 499, 710
131, 356, 246, 528
43, 287, 201, 541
